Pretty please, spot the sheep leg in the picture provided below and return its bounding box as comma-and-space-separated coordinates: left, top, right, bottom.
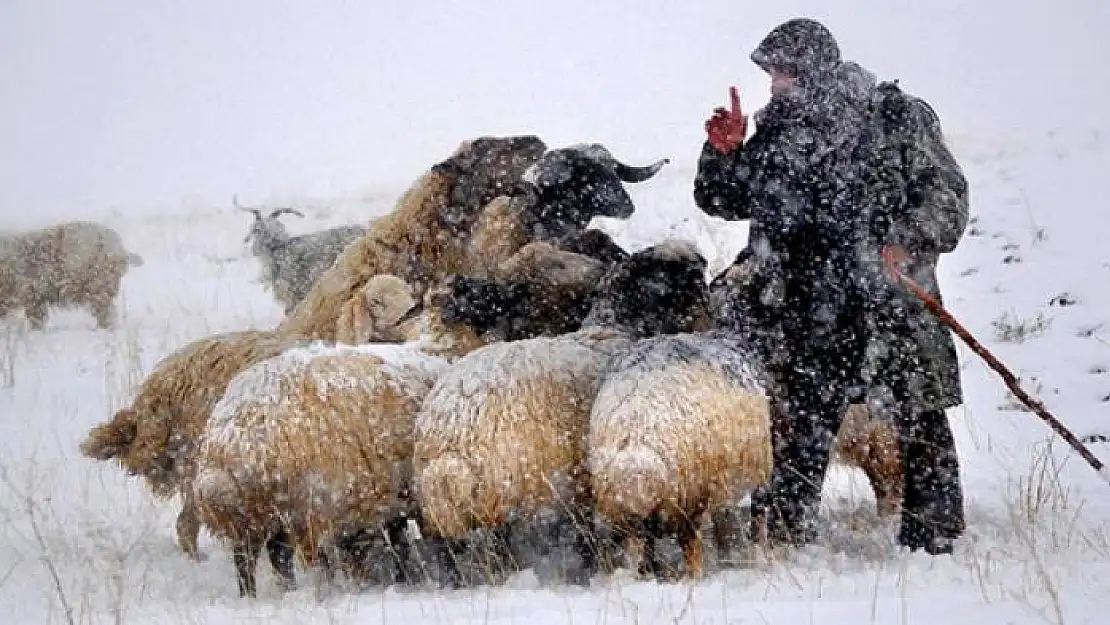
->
385, 516, 414, 585
232, 538, 263, 598
175, 496, 203, 561
266, 529, 297, 592
676, 516, 705, 579
89, 295, 117, 330
710, 506, 739, 564
433, 537, 468, 590
566, 497, 598, 587
638, 516, 667, 580
864, 455, 904, 518
489, 522, 517, 579
24, 299, 48, 330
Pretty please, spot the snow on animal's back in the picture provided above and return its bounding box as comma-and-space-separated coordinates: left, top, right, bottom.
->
415, 327, 632, 441
587, 331, 773, 513
204, 341, 449, 455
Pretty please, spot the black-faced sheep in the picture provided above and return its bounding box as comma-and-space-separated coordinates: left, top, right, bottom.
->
79, 275, 418, 561
0, 220, 143, 330
236, 198, 368, 315
412, 240, 712, 588
460, 143, 664, 274
708, 248, 904, 518
587, 330, 774, 580
277, 135, 549, 342
436, 241, 610, 344
189, 342, 449, 597
434, 144, 674, 344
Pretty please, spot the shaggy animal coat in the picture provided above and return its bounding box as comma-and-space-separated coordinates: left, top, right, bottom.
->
0, 220, 143, 329
588, 331, 773, 579
79, 329, 306, 560
278, 136, 547, 342
334, 274, 423, 345
413, 239, 715, 587
190, 342, 448, 596
413, 327, 632, 540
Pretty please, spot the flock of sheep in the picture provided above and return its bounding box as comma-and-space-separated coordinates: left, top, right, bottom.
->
0, 135, 903, 598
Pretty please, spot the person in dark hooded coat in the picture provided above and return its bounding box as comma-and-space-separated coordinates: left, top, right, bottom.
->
694, 17, 969, 554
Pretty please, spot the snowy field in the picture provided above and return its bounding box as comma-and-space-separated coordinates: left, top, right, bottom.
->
3, 1, 1110, 624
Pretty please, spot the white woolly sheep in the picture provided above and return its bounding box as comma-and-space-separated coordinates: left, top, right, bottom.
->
412, 240, 712, 588
587, 330, 773, 580
0, 220, 143, 330
189, 341, 449, 597
236, 198, 368, 315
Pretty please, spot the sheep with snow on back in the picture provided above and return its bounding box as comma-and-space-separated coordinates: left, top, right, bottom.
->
189, 342, 449, 598
412, 240, 711, 588
587, 330, 774, 580
79, 329, 308, 561
79, 274, 417, 562
0, 220, 143, 330
236, 198, 368, 315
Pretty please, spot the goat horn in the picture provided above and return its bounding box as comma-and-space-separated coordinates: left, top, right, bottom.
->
615, 157, 670, 183
269, 208, 305, 219
232, 194, 263, 220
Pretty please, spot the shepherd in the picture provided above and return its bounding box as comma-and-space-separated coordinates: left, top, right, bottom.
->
693, 17, 970, 554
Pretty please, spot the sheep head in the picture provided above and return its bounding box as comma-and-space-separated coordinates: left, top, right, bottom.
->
430, 135, 548, 236
581, 239, 712, 338
336, 274, 421, 344
518, 144, 668, 239
234, 195, 305, 257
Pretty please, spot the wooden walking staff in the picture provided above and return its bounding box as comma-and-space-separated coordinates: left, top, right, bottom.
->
881, 248, 1110, 486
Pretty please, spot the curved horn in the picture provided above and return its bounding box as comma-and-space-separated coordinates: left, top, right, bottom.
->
269, 208, 305, 219
233, 194, 262, 220
615, 157, 670, 183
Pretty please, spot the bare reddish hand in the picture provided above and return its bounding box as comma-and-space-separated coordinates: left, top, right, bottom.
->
881, 244, 911, 282
705, 86, 748, 153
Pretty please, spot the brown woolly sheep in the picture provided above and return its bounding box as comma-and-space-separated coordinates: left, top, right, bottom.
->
830, 403, 904, 518
412, 240, 713, 588
79, 329, 306, 561
277, 136, 548, 342
189, 342, 449, 597
587, 331, 773, 580
0, 220, 143, 330
80, 256, 456, 563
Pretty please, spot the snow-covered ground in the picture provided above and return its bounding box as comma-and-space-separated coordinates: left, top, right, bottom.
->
3, 2, 1110, 624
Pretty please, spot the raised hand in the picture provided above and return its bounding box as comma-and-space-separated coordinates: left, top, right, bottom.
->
705, 86, 748, 153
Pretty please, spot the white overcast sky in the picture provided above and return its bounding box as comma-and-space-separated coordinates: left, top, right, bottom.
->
1, 0, 1106, 220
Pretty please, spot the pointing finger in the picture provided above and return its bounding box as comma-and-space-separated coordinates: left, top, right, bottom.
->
729, 86, 742, 116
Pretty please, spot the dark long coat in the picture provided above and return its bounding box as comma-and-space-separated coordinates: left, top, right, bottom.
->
698, 70, 969, 415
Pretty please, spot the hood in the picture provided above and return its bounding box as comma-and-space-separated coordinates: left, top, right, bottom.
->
751, 18, 841, 83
